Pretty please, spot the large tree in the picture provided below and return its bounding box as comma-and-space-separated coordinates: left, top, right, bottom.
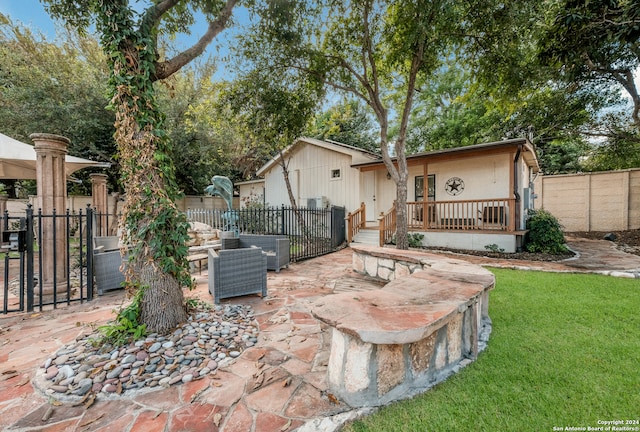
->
242, 0, 456, 249
44, 0, 239, 333
460, 0, 638, 172
541, 0, 640, 127
217, 68, 324, 230
307, 99, 379, 153
539, 0, 640, 169
0, 15, 117, 195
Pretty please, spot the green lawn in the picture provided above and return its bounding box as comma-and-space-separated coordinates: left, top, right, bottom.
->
344, 269, 640, 432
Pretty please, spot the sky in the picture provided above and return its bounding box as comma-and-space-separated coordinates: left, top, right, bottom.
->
0, 0, 57, 38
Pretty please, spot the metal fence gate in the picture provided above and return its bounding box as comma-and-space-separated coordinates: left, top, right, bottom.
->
1, 205, 94, 314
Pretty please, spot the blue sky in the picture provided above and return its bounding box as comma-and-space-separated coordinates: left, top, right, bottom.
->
0, 0, 57, 38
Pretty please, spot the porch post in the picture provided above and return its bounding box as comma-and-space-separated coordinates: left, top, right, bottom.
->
509, 151, 517, 232
90, 173, 109, 236
30, 133, 69, 298
423, 163, 428, 230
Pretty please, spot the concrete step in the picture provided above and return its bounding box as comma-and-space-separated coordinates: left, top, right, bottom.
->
352, 229, 379, 246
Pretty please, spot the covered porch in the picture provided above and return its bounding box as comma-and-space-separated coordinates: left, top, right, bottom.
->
347, 138, 540, 253
348, 197, 523, 252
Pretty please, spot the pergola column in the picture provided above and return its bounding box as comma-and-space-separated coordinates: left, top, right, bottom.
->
30, 133, 69, 297
90, 173, 108, 237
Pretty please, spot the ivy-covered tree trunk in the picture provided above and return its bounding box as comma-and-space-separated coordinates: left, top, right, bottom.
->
101, 1, 191, 333
44, 0, 238, 334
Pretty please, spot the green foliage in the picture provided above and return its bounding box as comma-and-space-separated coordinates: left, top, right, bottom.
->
307, 99, 379, 153
525, 209, 568, 254
581, 126, 640, 171
0, 16, 118, 194
484, 243, 505, 253
538, 0, 640, 161
158, 65, 245, 193
536, 138, 592, 174
97, 286, 147, 347
185, 297, 212, 314
453, 0, 625, 172
389, 232, 425, 248
408, 233, 425, 248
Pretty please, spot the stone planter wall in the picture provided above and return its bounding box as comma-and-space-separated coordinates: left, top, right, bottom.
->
311, 245, 494, 408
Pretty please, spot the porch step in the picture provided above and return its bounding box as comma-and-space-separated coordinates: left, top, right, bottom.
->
352, 229, 379, 246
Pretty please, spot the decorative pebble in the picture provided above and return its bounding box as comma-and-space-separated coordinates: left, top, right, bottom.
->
103, 384, 117, 393
44, 366, 59, 380
122, 354, 136, 365
41, 305, 258, 397
54, 355, 69, 365
106, 366, 124, 380
58, 365, 75, 379
148, 342, 162, 353
73, 378, 93, 396
181, 374, 193, 383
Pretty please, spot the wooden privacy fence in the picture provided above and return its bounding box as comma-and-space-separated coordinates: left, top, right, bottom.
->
534, 169, 640, 232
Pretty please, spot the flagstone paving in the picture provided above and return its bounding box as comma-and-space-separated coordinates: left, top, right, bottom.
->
1, 238, 638, 432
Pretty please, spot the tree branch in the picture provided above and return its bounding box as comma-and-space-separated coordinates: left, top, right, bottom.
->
141, 0, 180, 30
582, 52, 640, 127
152, 0, 238, 81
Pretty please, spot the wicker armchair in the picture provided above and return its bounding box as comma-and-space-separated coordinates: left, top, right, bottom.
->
208, 247, 267, 304
92, 236, 125, 295
221, 234, 290, 272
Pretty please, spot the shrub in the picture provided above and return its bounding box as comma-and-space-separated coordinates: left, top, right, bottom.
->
525, 209, 568, 254
408, 232, 425, 248
389, 232, 425, 248
484, 243, 505, 253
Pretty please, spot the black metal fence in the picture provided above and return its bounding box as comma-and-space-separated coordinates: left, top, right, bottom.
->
1, 205, 94, 314
2, 204, 347, 314
187, 205, 346, 262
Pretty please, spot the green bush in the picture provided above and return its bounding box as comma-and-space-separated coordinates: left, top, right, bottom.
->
525, 209, 568, 254
389, 232, 425, 248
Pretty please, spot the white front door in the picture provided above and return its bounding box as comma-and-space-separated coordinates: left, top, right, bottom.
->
363, 171, 376, 221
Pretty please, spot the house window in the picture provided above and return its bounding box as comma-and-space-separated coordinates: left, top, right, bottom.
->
331, 169, 341, 179
415, 175, 435, 201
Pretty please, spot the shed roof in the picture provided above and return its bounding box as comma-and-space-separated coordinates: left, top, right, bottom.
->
256, 137, 380, 176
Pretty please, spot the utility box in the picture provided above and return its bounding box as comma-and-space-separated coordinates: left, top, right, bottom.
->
2, 230, 26, 252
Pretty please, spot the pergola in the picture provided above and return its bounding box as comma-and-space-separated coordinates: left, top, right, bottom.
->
0, 132, 110, 180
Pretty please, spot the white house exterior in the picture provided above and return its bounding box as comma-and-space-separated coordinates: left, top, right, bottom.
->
256, 137, 379, 210
237, 179, 266, 208
255, 137, 540, 253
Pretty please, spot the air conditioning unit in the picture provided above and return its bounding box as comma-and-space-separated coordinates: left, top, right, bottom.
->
307, 196, 329, 209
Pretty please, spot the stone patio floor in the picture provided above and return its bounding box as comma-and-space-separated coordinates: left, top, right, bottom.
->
1, 237, 639, 432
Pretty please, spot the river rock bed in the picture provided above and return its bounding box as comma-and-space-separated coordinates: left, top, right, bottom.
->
39, 304, 258, 398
